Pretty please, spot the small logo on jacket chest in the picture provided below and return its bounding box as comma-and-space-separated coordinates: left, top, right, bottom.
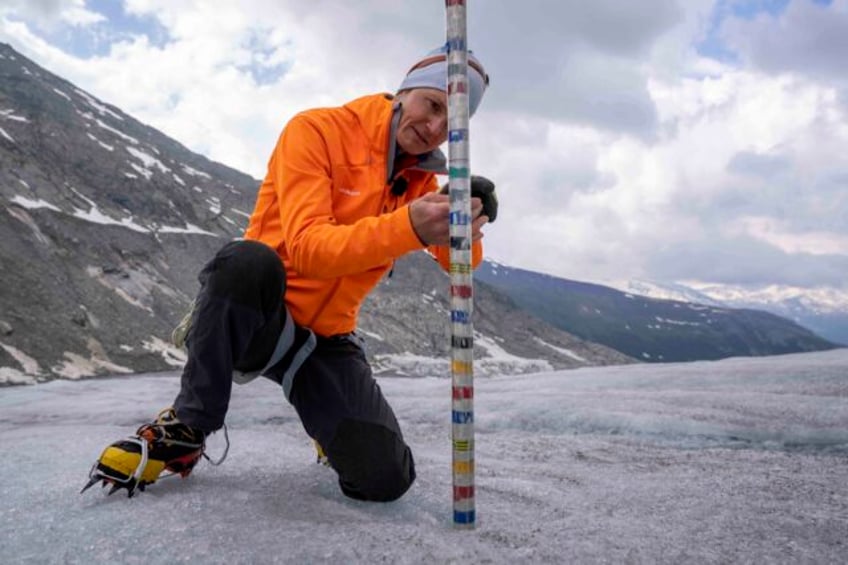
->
338, 188, 361, 196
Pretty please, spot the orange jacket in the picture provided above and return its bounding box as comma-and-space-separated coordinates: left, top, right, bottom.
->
244, 93, 482, 336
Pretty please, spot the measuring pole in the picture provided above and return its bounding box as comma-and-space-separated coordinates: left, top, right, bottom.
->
446, 0, 475, 529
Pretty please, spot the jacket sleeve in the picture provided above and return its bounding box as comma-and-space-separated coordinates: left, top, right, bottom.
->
276, 114, 427, 279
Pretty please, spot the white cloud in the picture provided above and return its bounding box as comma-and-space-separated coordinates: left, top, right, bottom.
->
1, 0, 846, 291
734, 217, 848, 256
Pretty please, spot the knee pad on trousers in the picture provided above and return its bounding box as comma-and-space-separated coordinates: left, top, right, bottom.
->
327, 419, 416, 502
202, 240, 285, 307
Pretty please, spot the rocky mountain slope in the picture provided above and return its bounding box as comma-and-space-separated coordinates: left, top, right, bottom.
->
0, 43, 631, 385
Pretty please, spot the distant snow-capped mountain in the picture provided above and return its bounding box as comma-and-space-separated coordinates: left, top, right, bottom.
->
610, 280, 848, 346
612, 280, 724, 307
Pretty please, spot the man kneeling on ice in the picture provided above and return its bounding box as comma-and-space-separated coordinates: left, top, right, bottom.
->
83, 46, 496, 501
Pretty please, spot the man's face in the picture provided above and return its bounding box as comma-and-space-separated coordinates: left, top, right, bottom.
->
395, 88, 448, 155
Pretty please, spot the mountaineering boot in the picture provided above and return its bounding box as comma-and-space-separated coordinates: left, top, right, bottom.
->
81, 408, 206, 498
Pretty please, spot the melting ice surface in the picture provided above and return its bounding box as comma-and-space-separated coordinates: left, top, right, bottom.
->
1, 349, 846, 563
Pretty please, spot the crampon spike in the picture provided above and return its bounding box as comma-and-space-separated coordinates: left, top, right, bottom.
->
80, 477, 100, 494
107, 483, 122, 496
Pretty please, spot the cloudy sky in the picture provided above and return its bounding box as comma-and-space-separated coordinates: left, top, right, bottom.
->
1, 0, 847, 290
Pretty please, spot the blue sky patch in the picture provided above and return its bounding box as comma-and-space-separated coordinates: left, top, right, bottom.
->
696, 0, 836, 62
696, 0, 790, 63
237, 34, 292, 86
20, 0, 170, 58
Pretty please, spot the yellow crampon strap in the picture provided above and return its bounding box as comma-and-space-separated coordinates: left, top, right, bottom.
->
313, 439, 329, 467
171, 300, 196, 349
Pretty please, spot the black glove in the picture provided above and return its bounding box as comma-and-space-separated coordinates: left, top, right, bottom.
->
440, 175, 498, 223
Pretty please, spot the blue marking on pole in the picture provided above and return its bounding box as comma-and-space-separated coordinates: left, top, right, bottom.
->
452, 410, 474, 424
449, 211, 470, 225
453, 510, 476, 524
451, 310, 470, 323
449, 129, 468, 142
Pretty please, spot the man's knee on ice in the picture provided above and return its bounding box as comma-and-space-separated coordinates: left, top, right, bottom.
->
327, 419, 416, 502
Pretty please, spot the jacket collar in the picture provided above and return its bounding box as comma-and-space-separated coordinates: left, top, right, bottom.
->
342, 93, 446, 184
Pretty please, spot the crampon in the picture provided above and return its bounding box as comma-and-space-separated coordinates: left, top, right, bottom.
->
81, 408, 220, 498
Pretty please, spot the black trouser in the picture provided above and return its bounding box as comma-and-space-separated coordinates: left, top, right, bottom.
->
173, 240, 415, 502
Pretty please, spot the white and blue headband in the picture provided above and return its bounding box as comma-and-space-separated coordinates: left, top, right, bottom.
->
397, 46, 489, 116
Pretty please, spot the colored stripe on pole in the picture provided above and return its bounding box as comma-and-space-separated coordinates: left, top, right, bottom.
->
453, 511, 475, 525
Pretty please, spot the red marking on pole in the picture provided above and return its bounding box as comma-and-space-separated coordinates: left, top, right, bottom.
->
446, 0, 466, 6
450, 285, 472, 298
453, 485, 475, 501
453, 386, 474, 400
448, 82, 468, 95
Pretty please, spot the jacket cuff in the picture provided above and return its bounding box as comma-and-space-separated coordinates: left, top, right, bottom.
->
390, 204, 428, 254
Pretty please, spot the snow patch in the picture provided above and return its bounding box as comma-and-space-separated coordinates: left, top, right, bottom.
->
0, 126, 14, 142
143, 336, 187, 367
1, 108, 28, 122
654, 316, 702, 327
373, 347, 552, 378
51, 338, 133, 379
373, 352, 446, 377
52, 88, 72, 101
157, 223, 218, 237
473, 334, 555, 375
86, 264, 182, 312
86, 132, 114, 151
126, 146, 171, 176
0, 366, 36, 385
181, 164, 212, 179
74, 88, 124, 121
359, 330, 385, 342
129, 163, 152, 180
0, 342, 42, 377
72, 201, 150, 233
94, 118, 138, 144
206, 197, 221, 215
533, 337, 588, 363
9, 195, 62, 212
